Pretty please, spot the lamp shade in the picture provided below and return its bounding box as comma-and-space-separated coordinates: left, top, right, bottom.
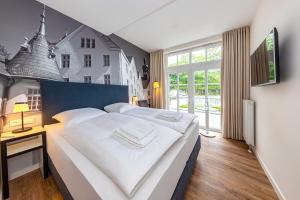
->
132, 96, 138, 103
153, 81, 159, 89
13, 102, 29, 113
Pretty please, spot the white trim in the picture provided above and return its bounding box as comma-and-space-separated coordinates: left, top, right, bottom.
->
164, 34, 222, 55
253, 148, 286, 200
9, 163, 41, 180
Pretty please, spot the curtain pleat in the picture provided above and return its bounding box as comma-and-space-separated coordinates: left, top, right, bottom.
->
150, 50, 166, 109
221, 26, 250, 140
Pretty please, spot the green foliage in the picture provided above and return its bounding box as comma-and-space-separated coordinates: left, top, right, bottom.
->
266, 34, 274, 51
269, 61, 275, 81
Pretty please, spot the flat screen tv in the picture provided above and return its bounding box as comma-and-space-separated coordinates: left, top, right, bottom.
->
251, 28, 280, 86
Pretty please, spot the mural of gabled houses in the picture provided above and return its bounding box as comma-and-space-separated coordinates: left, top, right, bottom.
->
53, 24, 144, 101
0, 6, 145, 115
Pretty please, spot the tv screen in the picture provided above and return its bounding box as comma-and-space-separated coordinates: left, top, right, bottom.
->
251, 28, 280, 86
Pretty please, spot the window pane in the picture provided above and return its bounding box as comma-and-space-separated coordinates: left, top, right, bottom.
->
168, 56, 177, 67
194, 71, 205, 84
168, 73, 177, 111
178, 72, 188, 85
177, 53, 189, 65
207, 46, 221, 61
192, 49, 206, 63
208, 69, 221, 83
179, 85, 188, 112
169, 74, 177, 84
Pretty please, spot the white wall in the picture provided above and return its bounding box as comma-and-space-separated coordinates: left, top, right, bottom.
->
250, 0, 300, 199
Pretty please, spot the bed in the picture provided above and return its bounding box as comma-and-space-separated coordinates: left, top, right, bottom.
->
40, 80, 201, 200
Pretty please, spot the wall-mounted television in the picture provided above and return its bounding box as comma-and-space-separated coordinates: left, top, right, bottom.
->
251, 28, 280, 86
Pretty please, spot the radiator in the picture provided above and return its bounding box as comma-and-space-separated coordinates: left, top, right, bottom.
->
243, 100, 255, 148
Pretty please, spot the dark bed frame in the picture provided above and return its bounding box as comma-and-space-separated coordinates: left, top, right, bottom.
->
40, 80, 201, 200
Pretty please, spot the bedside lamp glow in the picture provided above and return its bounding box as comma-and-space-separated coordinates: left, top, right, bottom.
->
153, 81, 159, 89
12, 102, 32, 133
132, 96, 138, 104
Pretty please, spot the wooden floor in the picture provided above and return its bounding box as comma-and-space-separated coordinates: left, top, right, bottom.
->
8, 134, 278, 200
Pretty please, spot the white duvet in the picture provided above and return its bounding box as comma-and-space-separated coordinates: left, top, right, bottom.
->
123, 107, 196, 134
60, 113, 182, 198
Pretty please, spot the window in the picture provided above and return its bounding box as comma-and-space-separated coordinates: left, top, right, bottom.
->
61, 54, 70, 68
84, 55, 92, 67
192, 49, 206, 63
207, 46, 221, 61
104, 74, 111, 85
84, 76, 92, 83
27, 88, 41, 111
103, 55, 110, 66
92, 39, 95, 48
81, 38, 85, 48
168, 44, 222, 67
86, 38, 91, 48
168, 55, 177, 67
177, 53, 189, 65
64, 78, 69, 82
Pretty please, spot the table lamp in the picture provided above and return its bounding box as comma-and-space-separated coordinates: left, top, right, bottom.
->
12, 102, 32, 133
132, 96, 138, 105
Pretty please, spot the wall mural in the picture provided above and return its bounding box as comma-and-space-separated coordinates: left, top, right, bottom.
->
0, 0, 150, 131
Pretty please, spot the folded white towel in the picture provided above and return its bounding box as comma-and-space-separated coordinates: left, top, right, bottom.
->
114, 130, 157, 148
156, 111, 183, 122
120, 123, 153, 140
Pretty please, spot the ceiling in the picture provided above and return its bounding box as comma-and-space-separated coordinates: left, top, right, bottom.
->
37, 0, 260, 52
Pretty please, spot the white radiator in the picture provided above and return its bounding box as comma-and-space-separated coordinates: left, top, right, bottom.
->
243, 100, 255, 148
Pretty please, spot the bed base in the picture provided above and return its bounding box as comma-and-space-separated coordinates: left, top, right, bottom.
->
48, 136, 201, 200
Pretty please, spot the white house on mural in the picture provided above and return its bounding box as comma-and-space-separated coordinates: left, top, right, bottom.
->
0, 6, 144, 114
54, 25, 144, 101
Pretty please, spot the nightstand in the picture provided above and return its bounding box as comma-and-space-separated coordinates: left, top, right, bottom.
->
0, 126, 48, 199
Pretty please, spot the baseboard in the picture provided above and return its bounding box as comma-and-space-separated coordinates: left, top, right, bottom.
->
253, 148, 286, 200
9, 163, 41, 180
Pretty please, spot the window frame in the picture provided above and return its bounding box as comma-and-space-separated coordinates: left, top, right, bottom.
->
104, 74, 111, 85
92, 39, 95, 48
103, 55, 110, 67
81, 38, 85, 48
84, 76, 92, 83
86, 38, 91, 48
27, 88, 41, 111
61, 54, 70, 68
84, 54, 92, 67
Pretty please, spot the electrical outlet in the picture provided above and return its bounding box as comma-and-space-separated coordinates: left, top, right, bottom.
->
10, 117, 36, 127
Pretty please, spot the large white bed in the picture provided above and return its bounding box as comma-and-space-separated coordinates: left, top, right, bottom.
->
45, 119, 199, 200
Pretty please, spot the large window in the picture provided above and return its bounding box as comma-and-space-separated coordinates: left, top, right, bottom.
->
61, 54, 70, 68
84, 54, 92, 67
27, 88, 41, 111
166, 43, 222, 132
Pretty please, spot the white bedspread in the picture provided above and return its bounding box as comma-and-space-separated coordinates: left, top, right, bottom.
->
123, 107, 196, 133
59, 113, 182, 198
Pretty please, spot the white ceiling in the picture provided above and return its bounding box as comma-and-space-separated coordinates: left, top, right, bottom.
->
37, 0, 260, 52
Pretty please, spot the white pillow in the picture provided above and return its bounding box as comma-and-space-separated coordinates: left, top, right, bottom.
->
104, 103, 136, 113
52, 108, 106, 127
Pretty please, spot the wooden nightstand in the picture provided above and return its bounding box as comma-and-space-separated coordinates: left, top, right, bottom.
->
0, 126, 48, 199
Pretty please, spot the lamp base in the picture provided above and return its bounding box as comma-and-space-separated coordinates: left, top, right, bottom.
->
12, 127, 32, 133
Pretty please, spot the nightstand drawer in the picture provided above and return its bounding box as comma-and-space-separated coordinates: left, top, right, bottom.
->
6, 135, 43, 158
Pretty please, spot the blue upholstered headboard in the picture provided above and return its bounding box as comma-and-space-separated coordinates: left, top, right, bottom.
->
40, 80, 129, 125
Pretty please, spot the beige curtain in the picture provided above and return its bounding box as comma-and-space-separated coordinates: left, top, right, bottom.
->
221, 26, 250, 140
150, 50, 166, 109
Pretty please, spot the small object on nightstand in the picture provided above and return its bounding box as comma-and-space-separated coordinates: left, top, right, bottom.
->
11, 102, 32, 133
1, 126, 48, 199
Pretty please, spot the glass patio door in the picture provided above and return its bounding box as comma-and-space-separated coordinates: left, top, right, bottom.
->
168, 68, 221, 132
193, 69, 221, 132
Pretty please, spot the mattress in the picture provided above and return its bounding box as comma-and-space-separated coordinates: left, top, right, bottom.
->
45, 120, 199, 200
